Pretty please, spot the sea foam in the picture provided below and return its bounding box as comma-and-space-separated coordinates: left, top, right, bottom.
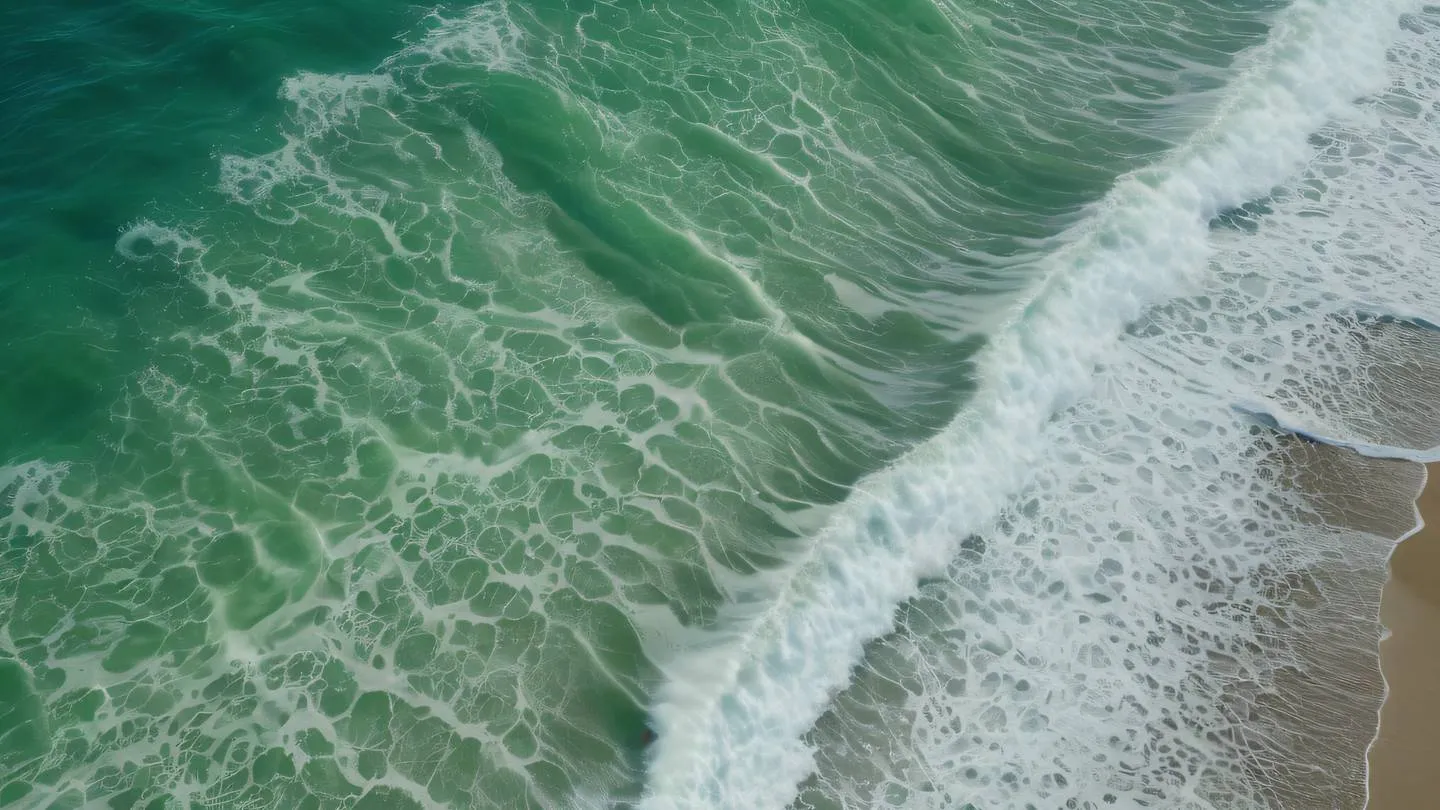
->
639, 1, 1437, 807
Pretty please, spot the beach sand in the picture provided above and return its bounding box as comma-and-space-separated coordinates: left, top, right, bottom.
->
1367, 462, 1440, 809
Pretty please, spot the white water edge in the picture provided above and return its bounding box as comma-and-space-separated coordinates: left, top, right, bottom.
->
639, 2, 1440, 808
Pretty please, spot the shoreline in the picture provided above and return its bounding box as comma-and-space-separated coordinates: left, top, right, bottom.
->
1367, 462, 1440, 808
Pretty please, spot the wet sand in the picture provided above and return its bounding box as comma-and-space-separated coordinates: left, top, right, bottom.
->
1367, 462, 1440, 809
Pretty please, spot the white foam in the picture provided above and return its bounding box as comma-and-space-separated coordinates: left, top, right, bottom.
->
215, 73, 396, 208
638, 1, 1429, 807
0, 461, 73, 542
383, 2, 526, 76
115, 220, 206, 263
280, 72, 398, 140
215, 4, 519, 210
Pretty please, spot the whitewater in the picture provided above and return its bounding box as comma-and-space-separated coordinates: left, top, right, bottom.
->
640, 1, 1440, 808
3, 0, 1440, 809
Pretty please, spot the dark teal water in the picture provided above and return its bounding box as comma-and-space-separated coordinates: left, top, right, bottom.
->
3, 1, 1435, 808
0, 1, 429, 461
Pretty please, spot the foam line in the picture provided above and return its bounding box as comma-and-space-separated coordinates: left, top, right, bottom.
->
1232, 402, 1440, 464
638, 1, 1423, 807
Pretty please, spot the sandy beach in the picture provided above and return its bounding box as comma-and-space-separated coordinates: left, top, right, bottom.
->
1367, 462, 1440, 808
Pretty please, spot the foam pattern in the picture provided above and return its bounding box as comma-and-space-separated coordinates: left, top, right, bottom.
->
0, 1, 1427, 809
640, 2, 1440, 808
0, 0, 1181, 806
795, 7, 1440, 810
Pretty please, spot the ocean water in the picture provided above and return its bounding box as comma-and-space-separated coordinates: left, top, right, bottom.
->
2, 0, 1439, 808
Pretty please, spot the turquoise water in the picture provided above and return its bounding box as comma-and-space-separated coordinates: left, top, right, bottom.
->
3, 1, 1439, 808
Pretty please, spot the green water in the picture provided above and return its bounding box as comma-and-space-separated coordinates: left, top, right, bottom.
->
1, 1, 1289, 807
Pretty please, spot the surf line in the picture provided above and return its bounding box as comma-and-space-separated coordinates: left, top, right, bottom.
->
634, 1, 1425, 808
